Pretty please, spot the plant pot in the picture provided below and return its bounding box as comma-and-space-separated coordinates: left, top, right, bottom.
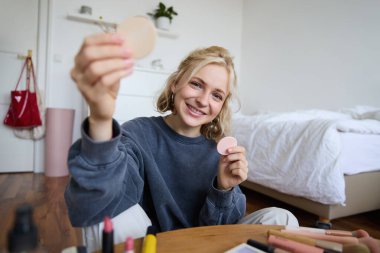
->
156, 16, 170, 30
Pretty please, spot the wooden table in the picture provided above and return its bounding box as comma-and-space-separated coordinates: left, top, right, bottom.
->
109, 224, 283, 253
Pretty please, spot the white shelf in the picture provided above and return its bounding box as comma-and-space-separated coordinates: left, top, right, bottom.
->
156, 29, 179, 39
67, 13, 117, 28
66, 12, 179, 38
135, 66, 172, 75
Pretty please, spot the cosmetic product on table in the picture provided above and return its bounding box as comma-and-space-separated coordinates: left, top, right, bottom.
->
7, 204, 46, 253
246, 239, 290, 253
278, 227, 376, 253
280, 229, 359, 245
124, 237, 134, 253
284, 226, 370, 238
141, 226, 157, 253
224, 243, 267, 253
102, 216, 114, 253
267, 235, 325, 253
268, 229, 342, 252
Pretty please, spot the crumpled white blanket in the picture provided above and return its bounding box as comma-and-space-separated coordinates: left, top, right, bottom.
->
338, 105, 380, 134
232, 106, 380, 205
340, 105, 380, 120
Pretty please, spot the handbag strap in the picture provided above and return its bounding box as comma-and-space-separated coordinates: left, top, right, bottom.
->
26, 58, 31, 91
28, 57, 39, 92
14, 57, 29, 91
14, 57, 38, 92
14, 57, 40, 119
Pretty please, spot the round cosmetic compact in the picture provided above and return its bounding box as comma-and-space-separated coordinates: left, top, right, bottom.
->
217, 136, 238, 155
116, 16, 157, 59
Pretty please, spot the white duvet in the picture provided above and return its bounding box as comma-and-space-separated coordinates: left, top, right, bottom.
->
232, 107, 380, 205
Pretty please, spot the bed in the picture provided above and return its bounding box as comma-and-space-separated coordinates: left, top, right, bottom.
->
232, 106, 380, 227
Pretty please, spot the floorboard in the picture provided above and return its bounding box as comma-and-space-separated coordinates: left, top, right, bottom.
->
0, 173, 82, 253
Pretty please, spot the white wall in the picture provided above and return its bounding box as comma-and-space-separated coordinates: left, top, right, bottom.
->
240, 0, 380, 113
47, 0, 243, 141
2, 0, 379, 172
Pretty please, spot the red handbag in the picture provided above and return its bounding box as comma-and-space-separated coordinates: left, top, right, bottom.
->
3, 57, 42, 128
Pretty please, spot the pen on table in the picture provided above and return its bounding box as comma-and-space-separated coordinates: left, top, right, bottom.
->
102, 216, 114, 253
246, 239, 290, 253
268, 229, 343, 252
142, 225, 157, 253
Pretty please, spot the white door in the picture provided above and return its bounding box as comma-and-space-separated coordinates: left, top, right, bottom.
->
0, 0, 40, 172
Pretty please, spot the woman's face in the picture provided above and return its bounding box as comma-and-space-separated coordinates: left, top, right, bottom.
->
171, 63, 229, 135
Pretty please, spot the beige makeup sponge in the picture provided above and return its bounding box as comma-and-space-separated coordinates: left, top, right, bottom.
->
116, 16, 156, 59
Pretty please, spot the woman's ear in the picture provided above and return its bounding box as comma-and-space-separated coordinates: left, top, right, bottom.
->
170, 83, 176, 93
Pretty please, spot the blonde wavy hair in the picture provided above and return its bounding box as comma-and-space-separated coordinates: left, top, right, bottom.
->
156, 46, 238, 141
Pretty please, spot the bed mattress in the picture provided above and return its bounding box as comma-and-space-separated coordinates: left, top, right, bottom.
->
232, 108, 380, 205
340, 132, 380, 175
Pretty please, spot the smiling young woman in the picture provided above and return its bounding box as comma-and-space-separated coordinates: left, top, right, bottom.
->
163, 64, 229, 137
157, 46, 237, 141
65, 37, 298, 252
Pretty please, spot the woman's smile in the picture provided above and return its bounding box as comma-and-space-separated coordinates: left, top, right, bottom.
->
186, 103, 206, 117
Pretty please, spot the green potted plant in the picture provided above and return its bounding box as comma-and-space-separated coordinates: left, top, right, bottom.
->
148, 2, 178, 30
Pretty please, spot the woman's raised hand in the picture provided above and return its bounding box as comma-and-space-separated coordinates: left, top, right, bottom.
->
217, 146, 248, 191
71, 33, 134, 140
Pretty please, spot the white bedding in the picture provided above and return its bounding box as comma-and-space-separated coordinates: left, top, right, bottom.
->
232, 107, 380, 205
340, 132, 380, 175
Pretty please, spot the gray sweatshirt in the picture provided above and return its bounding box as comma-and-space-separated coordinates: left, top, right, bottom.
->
64, 116, 246, 232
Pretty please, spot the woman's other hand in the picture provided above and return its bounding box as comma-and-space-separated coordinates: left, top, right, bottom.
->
217, 145, 248, 191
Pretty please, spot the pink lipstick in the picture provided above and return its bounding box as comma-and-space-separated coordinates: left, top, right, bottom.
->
102, 216, 114, 253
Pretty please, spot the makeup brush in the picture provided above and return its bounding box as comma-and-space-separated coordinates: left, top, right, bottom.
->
280, 229, 359, 244
277, 230, 378, 252
285, 226, 370, 238
268, 229, 343, 252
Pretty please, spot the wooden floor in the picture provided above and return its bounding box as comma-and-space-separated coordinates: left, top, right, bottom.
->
0, 173, 82, 253
0, 173, 379, 253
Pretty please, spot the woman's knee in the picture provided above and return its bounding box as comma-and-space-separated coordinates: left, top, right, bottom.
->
239, 207, 299, 226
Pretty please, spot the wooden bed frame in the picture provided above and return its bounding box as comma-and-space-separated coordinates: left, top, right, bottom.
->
242, 170, 380, 223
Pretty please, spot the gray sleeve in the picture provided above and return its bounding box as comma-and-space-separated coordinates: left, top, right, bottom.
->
64, 119, 144, 227
198, 178, 246, 226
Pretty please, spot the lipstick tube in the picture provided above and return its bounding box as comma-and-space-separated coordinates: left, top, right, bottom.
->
102, 216, 114, 253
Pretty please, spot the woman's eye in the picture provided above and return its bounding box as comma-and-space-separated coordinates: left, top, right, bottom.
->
190, 81, 202, 89
212, 93, 223, 102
